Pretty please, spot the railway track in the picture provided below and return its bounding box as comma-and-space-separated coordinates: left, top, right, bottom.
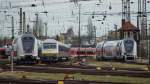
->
0, 65, 150, 78
0, 77, 133, 84
0, 58, 149, 71
1, 62, 148, 72
17, 62, 150, 71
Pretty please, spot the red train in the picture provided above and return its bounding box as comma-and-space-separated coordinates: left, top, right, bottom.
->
69, 47, 96, 58
0, 48, 6, 58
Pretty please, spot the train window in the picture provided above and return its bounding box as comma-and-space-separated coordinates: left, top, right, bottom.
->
77, 51, 85, 54
43, 44, 49, 49
43, 43, 56, 49
87, 51, 94, 54
59, 45, 69, 51
70, 50, 74, 54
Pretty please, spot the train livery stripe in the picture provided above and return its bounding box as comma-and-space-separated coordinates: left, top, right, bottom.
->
58, 81, 64, 84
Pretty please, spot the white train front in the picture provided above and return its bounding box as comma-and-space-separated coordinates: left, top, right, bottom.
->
39, 39, 70, 62
12, 33, 39, 64
96, 38, 137, 62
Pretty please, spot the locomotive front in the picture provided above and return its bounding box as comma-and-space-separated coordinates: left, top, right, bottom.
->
123, 39, 137, 61
14, 33, 39, 64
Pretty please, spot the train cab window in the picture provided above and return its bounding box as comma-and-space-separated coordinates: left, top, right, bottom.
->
124, 40, 134, 52
43, 43, 56, 49
22, 37, 35, 53
22, 37, 34, 46
43, 44, 49, 49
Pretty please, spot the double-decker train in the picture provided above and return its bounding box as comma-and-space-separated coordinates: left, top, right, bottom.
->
96, 38, 137, 62
39, 39, 70, 62
12, 33, 39, 64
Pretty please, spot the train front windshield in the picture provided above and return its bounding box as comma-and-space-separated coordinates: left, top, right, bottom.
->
22, 37, 35, 53
124, 40, 134, 53
43, 43, 56, 50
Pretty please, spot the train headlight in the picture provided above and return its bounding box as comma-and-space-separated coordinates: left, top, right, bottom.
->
96, 67, 101, 70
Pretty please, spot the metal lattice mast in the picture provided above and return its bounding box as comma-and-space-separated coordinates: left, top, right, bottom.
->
138, 0, 147, 40
19, 8, 23, 35
138, 0, 147, 58
122, 0, 130, 22
121, 0, 131, 39
23, 12, 26, 34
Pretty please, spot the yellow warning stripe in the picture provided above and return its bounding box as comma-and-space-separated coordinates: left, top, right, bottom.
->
58, 80, 64, 84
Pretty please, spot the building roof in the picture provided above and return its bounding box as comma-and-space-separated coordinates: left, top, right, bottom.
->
121, 21, 139, 31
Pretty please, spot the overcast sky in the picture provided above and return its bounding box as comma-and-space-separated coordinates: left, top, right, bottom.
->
0, 0, 150, 38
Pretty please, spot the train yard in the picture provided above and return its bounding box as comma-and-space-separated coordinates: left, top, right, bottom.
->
0, 0, 150, 83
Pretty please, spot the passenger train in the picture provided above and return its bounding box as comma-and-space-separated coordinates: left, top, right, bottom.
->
96, 38, 137, 62
69, 47, 96, 58
12, 33, 39, 64
39, 39, 70, 62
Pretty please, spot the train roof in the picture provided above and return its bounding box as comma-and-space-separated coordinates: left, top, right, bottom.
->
13, 33, 36, 40
104, 40, 121, 46
21, 33, 36, 38
70, 47, 96, 51
96, 38, 135, 47
12, 33, 37, 45
42, 39, 58, 43
96, 40, 121, 47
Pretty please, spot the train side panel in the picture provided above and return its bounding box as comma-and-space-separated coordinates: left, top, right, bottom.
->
102, 41, 120, 60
